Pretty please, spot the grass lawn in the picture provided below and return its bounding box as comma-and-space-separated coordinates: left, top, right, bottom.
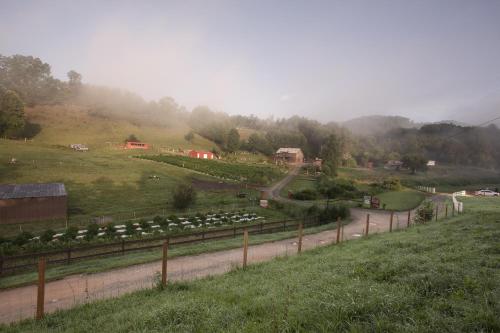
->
280, 175, 318, 197
376, 189, 426, 211
0, 221, 340, 290
3, 198, 499, 332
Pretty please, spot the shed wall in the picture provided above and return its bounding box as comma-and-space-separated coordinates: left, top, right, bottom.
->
0, 196, 67, 224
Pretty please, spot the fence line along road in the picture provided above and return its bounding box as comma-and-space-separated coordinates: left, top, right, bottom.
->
0, 216, 322, 276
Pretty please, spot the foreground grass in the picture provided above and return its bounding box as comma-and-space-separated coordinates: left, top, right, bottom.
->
0, 222, 339, 290
4, 207, 499, 332
376, 189, 426, 211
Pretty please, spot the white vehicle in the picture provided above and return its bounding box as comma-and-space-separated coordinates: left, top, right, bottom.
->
475, 189, 499, 197
70, 144, 89, 151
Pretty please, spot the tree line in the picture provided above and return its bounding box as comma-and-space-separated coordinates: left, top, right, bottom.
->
1, 53, 499, 171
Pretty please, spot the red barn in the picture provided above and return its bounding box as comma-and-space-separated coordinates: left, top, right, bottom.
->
188, 150, 215, 159
125, 141, 149, 149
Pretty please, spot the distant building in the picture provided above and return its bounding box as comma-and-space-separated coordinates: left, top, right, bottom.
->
384, 160, 404, 170
188, 150, 215, 159
313, 158, 323, 170
427, 160, 436, 167
0, 183, 67, 224
125, 141, 149, 149
274, 148, 304, 164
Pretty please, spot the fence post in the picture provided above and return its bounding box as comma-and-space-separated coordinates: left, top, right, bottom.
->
407, 210, 411, 227
365, 214, 370, 236
452, 204, 455, 217
445, 205, 448, 218
36, 257, 46, 320
0, 257, 3, 276
243, 229, 249, 269
233, 225, 236, 238
341, 224, 344, 242
435, 205, 439, 222
162, 240, 168, 286
260, 221, 264, 234
66, 247, 71, 264
336, 217, 341, 244
283, 220, 286, 232
298, 223, 303, 253
121, 239, 125, 255
389, 211, 394, 232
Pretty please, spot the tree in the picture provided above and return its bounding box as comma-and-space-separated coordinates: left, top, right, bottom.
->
226, 128, 240, 152
67, 70, 82, 86
0, 90, 25, 137
184, 131, 194, 142
320, 133, 342, 176
402, 153, 427, 174
125, 134, 139, 142
172, 184, 197, 209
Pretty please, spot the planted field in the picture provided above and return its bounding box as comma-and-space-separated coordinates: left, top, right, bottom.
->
4, 199, 499, 332
139, 155, 285, 185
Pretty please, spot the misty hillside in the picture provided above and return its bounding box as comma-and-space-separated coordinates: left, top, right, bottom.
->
24, 105, 215, 150
342, 115, 420, 136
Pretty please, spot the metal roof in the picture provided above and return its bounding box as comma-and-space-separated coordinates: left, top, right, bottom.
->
276, 148, 302, 154
0, 183, 67, 200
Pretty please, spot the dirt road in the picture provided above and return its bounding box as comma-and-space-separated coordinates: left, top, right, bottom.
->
0, 207, 414, 324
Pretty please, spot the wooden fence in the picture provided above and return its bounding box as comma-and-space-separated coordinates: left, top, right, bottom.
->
0, 215, 321, 276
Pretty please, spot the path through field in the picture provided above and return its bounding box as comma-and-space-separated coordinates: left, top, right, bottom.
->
0, 207, 416, 324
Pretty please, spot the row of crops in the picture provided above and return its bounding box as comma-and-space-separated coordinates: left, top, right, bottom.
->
138, 154, 285, 185
0, 210, 266, 255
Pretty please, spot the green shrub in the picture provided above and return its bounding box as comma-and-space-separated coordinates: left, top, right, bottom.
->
62, 227, 78, 241
414, 201, 434, 224
125, 221, 135, 235
87, 223, 99, 238
292, 189, 319, 200
41, 229, 56, 243
173, 184, 197, 209
13, 231, 34, 246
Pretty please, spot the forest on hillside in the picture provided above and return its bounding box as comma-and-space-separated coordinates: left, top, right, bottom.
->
1, 54, 500, 172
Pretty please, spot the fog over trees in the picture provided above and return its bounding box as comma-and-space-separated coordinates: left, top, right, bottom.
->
1, 53, 500, 169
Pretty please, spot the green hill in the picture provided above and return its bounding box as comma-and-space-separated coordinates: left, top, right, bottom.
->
24, 104, 215, 150
0, 105, 251, 235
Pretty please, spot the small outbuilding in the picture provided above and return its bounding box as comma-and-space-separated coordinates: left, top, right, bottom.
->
0, 183, 67, 224
125, 141, 149, 149
274, 148, 304, 164
188, 150, 215, 159
427, 160, 436, 167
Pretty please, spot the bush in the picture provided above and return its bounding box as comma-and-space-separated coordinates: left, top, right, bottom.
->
87, 223, 99, 238
41, 229, 56, 243
13, 231, 34, 246
173, 184, 197, 209
62, 227, 78, 241
125, 221, 135, 235
105, 222, 115, 237
292, 189, 319, 200
414, 201, 434, 224
319, 204, 350, 223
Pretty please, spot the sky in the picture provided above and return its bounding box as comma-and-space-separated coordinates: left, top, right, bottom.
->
1, 0, 500, 124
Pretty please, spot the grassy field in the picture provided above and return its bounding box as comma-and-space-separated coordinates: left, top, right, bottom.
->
3, 198, 499, 332
0, 221, 340, 290
0, 106, 283, 236
376, 189, 426, 211
280, 175, 318, 197
338, 165, 500, 193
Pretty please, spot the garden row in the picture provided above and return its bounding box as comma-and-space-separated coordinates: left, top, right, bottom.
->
0, 210, 264, 256
138, 154, 285, 185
